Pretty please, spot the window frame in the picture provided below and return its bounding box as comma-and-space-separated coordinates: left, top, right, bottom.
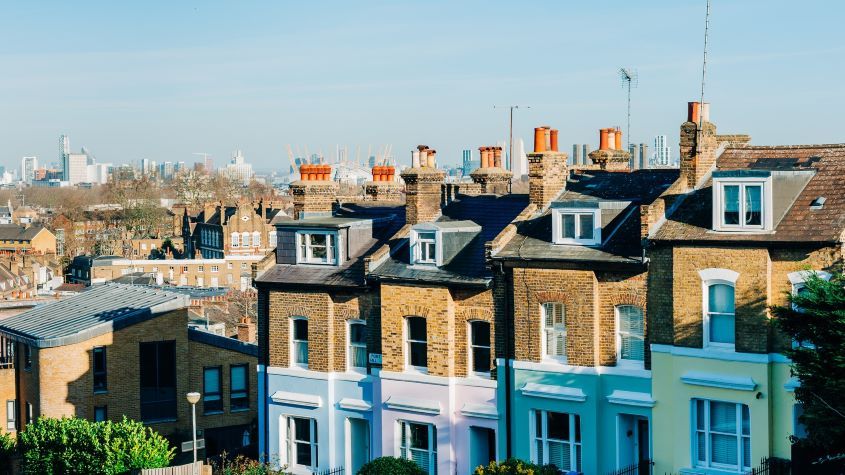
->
23, 344, 32, 371
231, 232, 240, 248
531, 409, 582, 472
615, 305, 645, 368
398, 420, 437, 474
541, 302, 567, 363
285, 416, 318, 471
93, 346, 107, 393
296, 230, 338, 265
405, 316, 428, 374
347, 319, 368, 373
291, 317, 309, 369
203, 366, 223, 414
94, 405, 107, 422
692, 399, 751, 472
6, 400, 16, 431
252, 231, 261, 248
703, 280, 736, 350
410, 229, 439, 266
552, 208, 601, 245
468, 320, 492, 378
712, 176, 772, 232
230, 364, 249, 411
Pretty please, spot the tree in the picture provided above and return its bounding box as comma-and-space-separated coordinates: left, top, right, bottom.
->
772, 272, 845, 455
18, 416, 174, 475
171, 170, 213, 208
356, 457, 425, 475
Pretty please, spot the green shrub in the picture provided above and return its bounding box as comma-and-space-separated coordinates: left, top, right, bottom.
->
18, 416, 174, 475
473, 458, 560, 475
356, 456, 426, 475
0, 431, 15, 469
210, 452, 286, 475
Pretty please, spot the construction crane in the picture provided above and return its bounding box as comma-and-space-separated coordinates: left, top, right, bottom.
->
286, 145, 297, 175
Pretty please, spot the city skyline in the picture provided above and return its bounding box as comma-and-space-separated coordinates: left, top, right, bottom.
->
1, 1, 844, 171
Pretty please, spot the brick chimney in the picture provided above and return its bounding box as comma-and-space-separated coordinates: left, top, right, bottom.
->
468, 145, 512, 195
364, 164, 402, 202
528, 126, 568, 208
236, 316, 256, 343
588, 127, 631, 170
290, 163, 339, 220
401, 145, 446, 224
680, 101, 717, 189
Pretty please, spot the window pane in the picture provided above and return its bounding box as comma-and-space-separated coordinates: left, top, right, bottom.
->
350, 323, 367, 344
578, 213, 594, 240
471, 321, 490, 346
723, 185, 740, 225
535, 411, 542, 438
562, 214, 575, 238
547, 441, 571, 471
309, 234, 327, 247
293, 319, 308, 340
204, 368, 220, 393
231, 365, 247, 391
709, 401, 737, 433
418, 232, 435, 241
709, 284, 735, 314
711, 433, 738, 465
710, 314, 735, 344
546, 411, 569, 441
410, 342, 427, 368
409, 423, 429, 450
408, 317, 426, 341
745, 185, 762, 225
472, 347, 491, 373
294, 417, 311, 441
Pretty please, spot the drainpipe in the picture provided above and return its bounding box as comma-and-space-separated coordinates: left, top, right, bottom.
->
499, 261, 514, 459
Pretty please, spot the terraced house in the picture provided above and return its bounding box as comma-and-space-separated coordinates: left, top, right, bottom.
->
647, 103, 843, 473
491, 126, 679, 474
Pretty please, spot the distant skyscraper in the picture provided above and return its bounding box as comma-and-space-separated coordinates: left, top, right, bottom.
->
60, 134, 70, 179
21, 156, 37, 184
66, 153, 88, 184
461, 149, 478, 177
652, 135, 671, 167
205, 156, 214, 172
225, 150, 254, 185
583, 144, 591, 165
572, 144, 581, 166
511, 138, 528, 179
640, 143, 650, 169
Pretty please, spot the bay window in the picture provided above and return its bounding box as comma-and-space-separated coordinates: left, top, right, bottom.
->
399, 421, 437, 474
693, 399, 751, 472
533, 410, 581, 472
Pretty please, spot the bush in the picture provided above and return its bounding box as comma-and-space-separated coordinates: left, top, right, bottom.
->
473, 458, 560, 475
356, 456, 426, 475
210, 452, 285, 475
0, 431, 15, 470
18, 416, 174, 474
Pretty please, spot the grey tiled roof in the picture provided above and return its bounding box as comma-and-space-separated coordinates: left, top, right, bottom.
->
653, 144, 845, 243
0, 283, 190, 348
0, 224, 49, 241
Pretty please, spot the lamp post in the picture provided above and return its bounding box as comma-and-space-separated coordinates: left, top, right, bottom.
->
186, 392, 201, 470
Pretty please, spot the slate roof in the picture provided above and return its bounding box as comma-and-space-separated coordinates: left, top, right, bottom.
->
370, 193, 530, 286
0, 283, 189, 348
0, 224, 48, 241
496, 169, 679, 265
255, 202, 406, 289
653, 144, 845, 243
201, 205, 285, 226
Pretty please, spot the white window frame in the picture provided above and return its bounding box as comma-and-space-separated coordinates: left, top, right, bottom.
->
531, 409, 581, 472
210, 265, 219, 273
712, 176, 772, 232
552, 208, 601, 245
468, 320, 492, 378
411, 229, 439, 266
615, 305, 645, 368
296, 230, 338, 265
231, 232, 240, 248
541, 302, 567, 363
700, 269, 739, 351
269, 231, 278, 248
692, 399, 751, 472
252, 231, 261, 247
282, 416, 318, 472
347, 319, 367, 373
291, 317, 309, 369
241, 232, 250, 248
397, 420, 437, 474
405, 316, 428, 374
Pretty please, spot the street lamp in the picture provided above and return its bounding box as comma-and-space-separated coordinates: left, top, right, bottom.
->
186, 392, 201, 470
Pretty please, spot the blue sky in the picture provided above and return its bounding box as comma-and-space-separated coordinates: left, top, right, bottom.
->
1, 1, 843, 171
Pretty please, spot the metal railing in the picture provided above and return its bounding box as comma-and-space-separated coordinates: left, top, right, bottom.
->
746, 457, 791, 475
312, 468, 343, 475
606, 459, 653, 475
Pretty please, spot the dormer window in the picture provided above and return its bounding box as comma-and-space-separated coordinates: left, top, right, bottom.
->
552, 209, 600, 245
712, 174, 772, 232
296, 230, 337, 265
414, 232, 437, 265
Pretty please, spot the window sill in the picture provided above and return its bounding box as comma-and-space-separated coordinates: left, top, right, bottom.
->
230, 408, 250, 413
143, 418, 178, 425
404, 366, 429, 375
203, 410, 225, 416
93, 390, 108, 395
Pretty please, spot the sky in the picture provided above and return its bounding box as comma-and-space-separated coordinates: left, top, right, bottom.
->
1, 0, 843, 172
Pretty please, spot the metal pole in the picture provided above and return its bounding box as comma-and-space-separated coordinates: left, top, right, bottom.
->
191, 402, 198, 468
626, 80, 632, 149
508, 107, 514, 172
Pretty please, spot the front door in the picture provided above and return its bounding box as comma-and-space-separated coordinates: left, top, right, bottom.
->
348, 418, 370, 473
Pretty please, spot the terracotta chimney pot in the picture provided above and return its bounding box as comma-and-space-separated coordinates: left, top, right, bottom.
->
607, 129, 616, 150
550, 129, 559, 152
494, 147, 503, 168
544, 127, 552, 151
534, 127, 547, 153
599, 128, 609, 150
614, 127, 623, 150
688, 101, 701, 123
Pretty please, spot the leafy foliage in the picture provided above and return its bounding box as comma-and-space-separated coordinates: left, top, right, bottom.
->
772, 272, 845, 454
473, 458, 560, 475
210, 452, 286, 475
356, 456, 426, 475
18, 416, 174, 474
0, 431, 15, 465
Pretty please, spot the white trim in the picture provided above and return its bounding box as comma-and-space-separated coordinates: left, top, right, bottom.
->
460, 402, 499, 420
615, 305, 645, 368
410, 228, 441, 266
552, 208, 602, 245
681, 371, 757, 391
712, 175, 772, 232
702, 276, 736, 351
606, 390, 656, 408
510, 359, 652, 378
378, 370, 497, 388
270, 391, 322, 408
290, 316, 309, 370
519, 382, 587, 402
467, 319, 492, 379
784, 377, 800, 392
337, 398, 372, 412
295, 230, 339, 265
698, 268, 739, 283
650, 344, 791, 364
346, 319, 368, 374
384, 396, 441, 415
787, 270, 831, 285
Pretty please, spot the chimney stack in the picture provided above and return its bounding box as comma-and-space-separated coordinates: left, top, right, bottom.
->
290, 163, 339, 219
236, 316, 256, 343
365, 164, 402, 202
401, 145, 446, 224
469, 145, 511, 195
680, 101, 717, 189
528, 125, 568, 207
589, 127, 631, 171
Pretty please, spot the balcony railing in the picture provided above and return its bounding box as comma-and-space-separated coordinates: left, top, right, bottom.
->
606, 460, 653, 475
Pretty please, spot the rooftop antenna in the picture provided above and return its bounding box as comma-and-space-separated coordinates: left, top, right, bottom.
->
699, 0, 711, 130
618, 68, 638, 149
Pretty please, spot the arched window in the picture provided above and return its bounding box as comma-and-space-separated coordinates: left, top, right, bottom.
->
541, 302, 566, 362
468, 320, 491, 377
241, 232, 250, 248
705, 282, 735, 348
230, 232, 240, 248
291, 317, 308, 368
252, 231, 261, 247
406, 317, 427, 372
616, 305, 644, 366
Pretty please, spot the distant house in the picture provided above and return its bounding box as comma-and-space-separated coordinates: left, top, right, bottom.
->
189, 199, 287, 259
0, 283, 258, 458
0, 225, 56, 255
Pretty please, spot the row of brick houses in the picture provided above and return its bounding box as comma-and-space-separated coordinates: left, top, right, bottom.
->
254, 104, 842, 474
